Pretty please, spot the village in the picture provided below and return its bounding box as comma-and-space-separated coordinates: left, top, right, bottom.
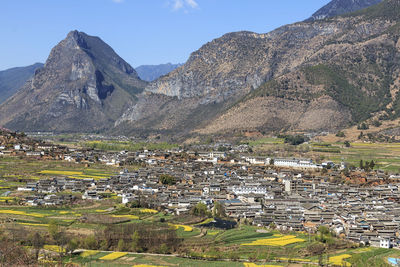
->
2, 128, 400, 254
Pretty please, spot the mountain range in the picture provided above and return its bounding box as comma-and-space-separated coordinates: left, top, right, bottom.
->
135, 63, 183, 82
0, 0, 398, 138
0, 63, 43, 104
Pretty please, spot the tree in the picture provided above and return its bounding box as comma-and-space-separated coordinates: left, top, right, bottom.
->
158, 243, 169, 254
99, 240, 109, 251
131, 231, 140, 252
30, 232, 44, 260
83, 235, 98, 250
117, 239, 125, 251
364, 161, 370, 172
370, 160, 375, 170
212, 201, 225, 218
336, 131, 345, 137
159, 174, 176, 185
372, 120, 382, 127
317, 225, 330, 243
48, 220, 59, 241
66, 238, 78, 254
357, 123, 369, 130
359, 160, 364, 170
344, 141, 350, 147
191, 202, 209, 217
283, 135, 307, 145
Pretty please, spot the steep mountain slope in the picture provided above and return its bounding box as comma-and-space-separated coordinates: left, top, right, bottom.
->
0, 63, 43, 104
136, 63, 183, 82
116, 0, 400, 137
308, 0, 382, 21
198, 0, 400, 135
0, 31, 147, 132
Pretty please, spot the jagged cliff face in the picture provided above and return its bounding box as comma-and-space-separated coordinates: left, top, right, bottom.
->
0, 31, 147, 132
198, 4, 400, 134
308, 0, 382, 21
118, 0, 400, 136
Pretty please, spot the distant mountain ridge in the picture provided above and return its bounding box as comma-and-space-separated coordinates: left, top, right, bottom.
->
0, 63, 43, 104
308, 0, 383, 21
136, 63, 183, 82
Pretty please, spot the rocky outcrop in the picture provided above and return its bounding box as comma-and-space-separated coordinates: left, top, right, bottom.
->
118, 0, 400, 136
0, 31, 147, 132
308, 0, 382, 21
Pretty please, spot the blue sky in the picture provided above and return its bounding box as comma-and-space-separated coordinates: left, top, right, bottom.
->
0, 0, 331, 70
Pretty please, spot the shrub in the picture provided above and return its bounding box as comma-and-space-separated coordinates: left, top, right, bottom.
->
357, 123, 369, 130
159, 174, 176, 185
336, 131, 345, 137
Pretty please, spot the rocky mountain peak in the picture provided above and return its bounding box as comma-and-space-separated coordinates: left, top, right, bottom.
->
0, 30, 146, 132
308, 0, 383, 21
65, 30, 89, 49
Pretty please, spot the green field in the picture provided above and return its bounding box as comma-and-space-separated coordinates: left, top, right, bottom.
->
248, 137, 400, 172
0, 194, 397, 266
0, 156, 131, 192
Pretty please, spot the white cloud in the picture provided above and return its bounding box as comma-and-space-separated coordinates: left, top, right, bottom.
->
173, 0, 184, 10
185, 0, 198, 9
112, 0, 124, 3
171, 0, 199, 11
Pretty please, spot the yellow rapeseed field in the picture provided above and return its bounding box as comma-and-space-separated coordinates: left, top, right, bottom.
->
0, 209, 47, 217
95, 209, 107, 212
207, 230, 220, 236
80, 250, 99, 258
329, 254, 352, 266
0, 197, 14, 200
194, 218, 214, 225
241, 235, 305, 246
44, 245, 66, 253
138, 208, 158, 213
58, 211, 70, 214
18, 222, 49, 227
99, 252, 128, 260
169, 223, 193, 232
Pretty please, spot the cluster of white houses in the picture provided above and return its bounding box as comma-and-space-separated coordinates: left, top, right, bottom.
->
273, 158, 321, 169
243, 156, 334, 170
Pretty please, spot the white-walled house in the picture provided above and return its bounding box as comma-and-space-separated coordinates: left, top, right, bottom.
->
274, 158, 320, 169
